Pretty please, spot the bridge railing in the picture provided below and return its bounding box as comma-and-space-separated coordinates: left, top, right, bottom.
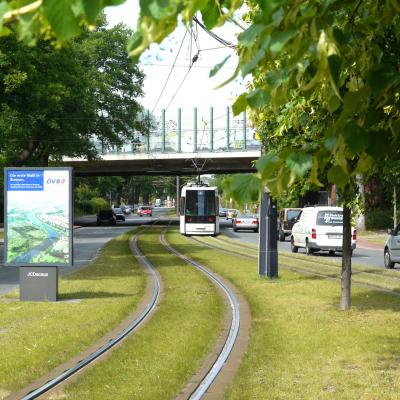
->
95, 107, 262, 155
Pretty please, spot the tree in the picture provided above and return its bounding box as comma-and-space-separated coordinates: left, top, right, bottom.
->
0, 20, 146, 167
2, 1, 399, 310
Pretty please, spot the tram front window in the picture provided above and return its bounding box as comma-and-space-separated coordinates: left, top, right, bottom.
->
185, 190, 215, 216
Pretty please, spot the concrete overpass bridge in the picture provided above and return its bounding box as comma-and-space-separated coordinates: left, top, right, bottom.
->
63, 107, 262, 176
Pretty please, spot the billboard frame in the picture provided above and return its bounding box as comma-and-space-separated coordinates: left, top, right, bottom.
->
4, 167, 74, 267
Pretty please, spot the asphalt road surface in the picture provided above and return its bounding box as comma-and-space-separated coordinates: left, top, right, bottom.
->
219, 219, 387, 269
0, 207, 172, 295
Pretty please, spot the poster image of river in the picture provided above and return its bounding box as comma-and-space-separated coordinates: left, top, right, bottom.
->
6, 169, 71, 266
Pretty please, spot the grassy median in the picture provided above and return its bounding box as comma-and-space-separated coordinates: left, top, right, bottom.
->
60, 228, 225, 400
0, 231, 146, 398
167, 229, 400, 400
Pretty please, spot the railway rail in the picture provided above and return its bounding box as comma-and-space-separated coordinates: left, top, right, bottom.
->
160, 230, 241, 400
16, 229, 161, 400
189, 234, 400, 296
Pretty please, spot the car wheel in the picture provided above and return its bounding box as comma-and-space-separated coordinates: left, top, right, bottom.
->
291, 237, 298, 253
329, 250, 335, 256
384, 248, 395, 269
233, 227, 237, 232
254, 228, 259, 233
278, 228, 285, 242
305, 239, 314, 256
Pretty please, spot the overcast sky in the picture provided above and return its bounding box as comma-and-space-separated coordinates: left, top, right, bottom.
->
105, 0, 248, 128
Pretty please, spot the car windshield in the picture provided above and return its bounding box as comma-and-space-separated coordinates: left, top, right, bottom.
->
114, 208, 123, 213
99, 210, 112, 217
238, 213, 257, 218
316, 210, 343, 226
140, 207, 151, 210
287, 210, 301, 221
186, 190, 216, 216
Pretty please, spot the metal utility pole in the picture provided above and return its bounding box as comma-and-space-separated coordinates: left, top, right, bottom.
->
258, 189, 278, 278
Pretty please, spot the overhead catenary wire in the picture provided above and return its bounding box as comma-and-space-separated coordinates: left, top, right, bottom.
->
151, 30, 188, 114
192, 16, 236, 49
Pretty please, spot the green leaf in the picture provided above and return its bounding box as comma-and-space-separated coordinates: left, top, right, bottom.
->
327, 54, 342, 99
42, 0, 81, 40
327, 95, 341, 113
0, 2, 9, 27
240, 46, 267, 76
230, 174, 262, 204
201, 1, 219, 29
246, 88, 270, 109
367, 64, 399, 96
269, 29, 297, 55
139, 0, 171, 19
238, 24, 264, 48
256, 153, 282, 180
232, 93, 247, 116
343, 121, 369, 154
286, 153, 312, 177
327, 165, 348, 188
209, 55, 230, 78
82, 0, 102, 23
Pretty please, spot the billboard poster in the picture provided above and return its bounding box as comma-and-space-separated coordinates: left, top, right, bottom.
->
4, 168, 73, 267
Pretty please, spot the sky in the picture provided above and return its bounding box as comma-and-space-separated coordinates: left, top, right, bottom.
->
105, 1, 249, 129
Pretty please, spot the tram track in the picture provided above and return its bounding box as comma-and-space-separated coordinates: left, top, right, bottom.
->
9, 227, 161, 400
189, 234, 400, 297
160, 229, 248, 400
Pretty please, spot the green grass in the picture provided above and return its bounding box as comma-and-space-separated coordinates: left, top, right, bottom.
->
0, 231, 146, 396
167, 228, 400, 400
0, 231, 3, 239
198, 235, 400, 294
60, 228, 225, 400
358, 229, 388, 245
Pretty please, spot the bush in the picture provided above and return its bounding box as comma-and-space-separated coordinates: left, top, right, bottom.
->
89, 197, 108, 213
365, 208, 393, 230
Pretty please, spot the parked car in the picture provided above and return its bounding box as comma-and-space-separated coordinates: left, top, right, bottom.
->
97, 210, 116, 226
123, 206, 131, 215
219, 208, 228, 218
291, 206, 356, 256
138, 206, 153, 217
233, 213, 259, 233
278, 208, 303, 241
384, 223, 400, 268
227, 209, 239, 221
113, 207, 126, 221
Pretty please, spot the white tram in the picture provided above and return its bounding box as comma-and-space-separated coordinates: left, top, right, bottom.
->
179, 184, 220, 236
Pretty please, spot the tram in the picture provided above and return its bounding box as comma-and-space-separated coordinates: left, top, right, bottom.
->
179, 183, 219, 236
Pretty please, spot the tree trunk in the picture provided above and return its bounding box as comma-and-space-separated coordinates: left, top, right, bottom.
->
13, 137, 40, 166
341, 205, 352, 310
331, 184, 337, 206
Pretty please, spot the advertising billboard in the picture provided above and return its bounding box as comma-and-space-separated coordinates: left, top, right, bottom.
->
4, 168, 73, 267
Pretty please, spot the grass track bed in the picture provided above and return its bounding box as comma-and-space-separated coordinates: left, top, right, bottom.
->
0, 231, 146, 397
60, 228, 225, 400
167, 229, 400, 399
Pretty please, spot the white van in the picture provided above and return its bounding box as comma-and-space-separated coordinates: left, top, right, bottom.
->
291, 206, 356, 255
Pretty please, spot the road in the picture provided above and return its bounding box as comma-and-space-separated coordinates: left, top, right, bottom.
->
0, 207, 170, 294
219, 219, 387, 269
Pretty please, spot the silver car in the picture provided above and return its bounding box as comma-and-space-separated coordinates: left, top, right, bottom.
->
384, 224, 400, 268
233, 213, 259, 233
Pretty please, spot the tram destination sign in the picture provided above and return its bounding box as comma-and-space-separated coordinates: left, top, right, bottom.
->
4, 167, 73, 267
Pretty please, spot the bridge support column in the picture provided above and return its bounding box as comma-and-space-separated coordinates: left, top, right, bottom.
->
243, 111, 247, 150
258, 190, 278, 278
162, 109, 166, 153
209, 107, 214, 151
178, 108, 181, 153
194, 107, 197, 152
226, 106, 230, 150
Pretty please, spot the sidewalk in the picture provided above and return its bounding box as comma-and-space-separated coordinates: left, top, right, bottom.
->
356, 239, 383, 251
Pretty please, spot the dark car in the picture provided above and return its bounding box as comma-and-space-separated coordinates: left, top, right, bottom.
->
97, 210, 116, 225
278, 208, 302, 241
113, 207, 126, 221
